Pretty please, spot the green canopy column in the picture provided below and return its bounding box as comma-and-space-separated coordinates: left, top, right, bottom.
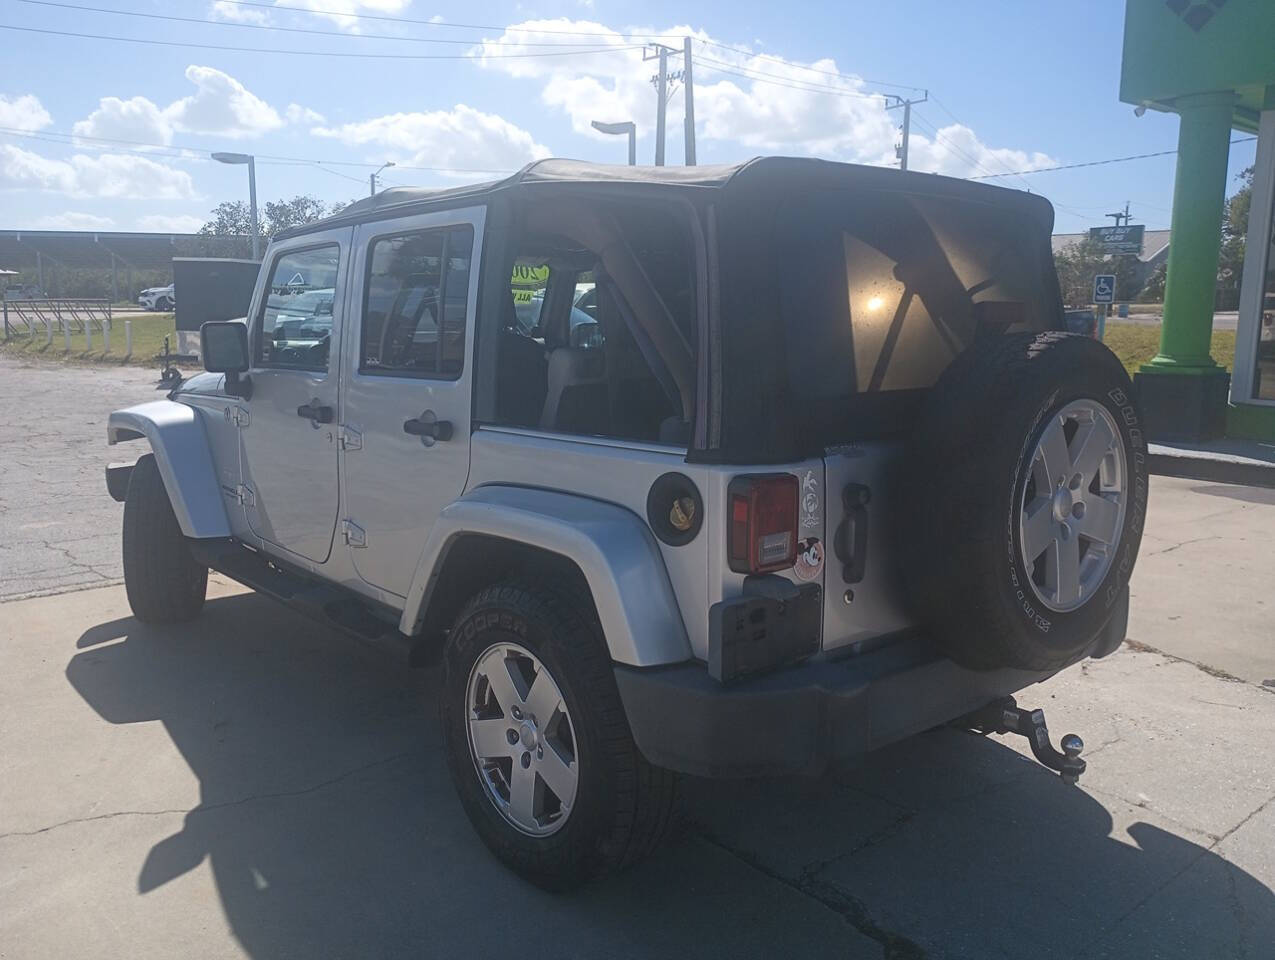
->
1133, 91, 1235, 439
1143, 91, 1235, 371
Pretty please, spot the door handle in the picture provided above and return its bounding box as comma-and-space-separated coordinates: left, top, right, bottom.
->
296, 400, 334, 424
403, 411, 453, 443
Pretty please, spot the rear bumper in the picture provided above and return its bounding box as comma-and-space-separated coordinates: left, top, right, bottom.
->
615, 635, 1065, 779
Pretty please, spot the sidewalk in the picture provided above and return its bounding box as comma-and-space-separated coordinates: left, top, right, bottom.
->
1149, 436, 1275, 488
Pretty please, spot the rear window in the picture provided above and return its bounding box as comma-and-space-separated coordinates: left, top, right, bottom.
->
709, 186, 1059, 462
776, 189, 1054, 401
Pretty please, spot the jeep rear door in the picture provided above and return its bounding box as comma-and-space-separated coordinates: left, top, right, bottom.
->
238, 227, 350, 565
340, 206, 484, 599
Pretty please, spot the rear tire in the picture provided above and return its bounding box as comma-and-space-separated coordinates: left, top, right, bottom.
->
904, 332, 1148, 671
440, 578, 678, 890
122, 454, 207, 623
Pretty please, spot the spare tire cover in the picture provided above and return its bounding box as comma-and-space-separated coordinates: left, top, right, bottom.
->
903, 331, 1148, 671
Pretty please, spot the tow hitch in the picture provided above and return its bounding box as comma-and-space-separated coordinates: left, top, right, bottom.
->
961, 697, 1086, 784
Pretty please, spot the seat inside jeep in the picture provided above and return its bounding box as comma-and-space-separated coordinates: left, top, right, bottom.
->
493, 197, 696, 445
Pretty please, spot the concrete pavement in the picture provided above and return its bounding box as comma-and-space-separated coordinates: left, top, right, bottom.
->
0, 355, 162, 599
2, 473, 1274, 957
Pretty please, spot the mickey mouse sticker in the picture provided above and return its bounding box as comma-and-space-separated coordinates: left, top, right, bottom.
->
793, 537, 824, 582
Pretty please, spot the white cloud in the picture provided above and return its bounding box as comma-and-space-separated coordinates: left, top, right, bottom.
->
0, 93, 52, 132
165, 65, 282, 138
0, 144, 197, 199
209, 0, 271, 24
286, 103, 326, 125
34, 211, 116, 230
312, 104, 551, 177
273, 0, 412, 31
73, 96, 172, 148
471, 20, 1052, 177
70, 66, 283, 147
137, 213, 206, 232
906, 123, 1054, 179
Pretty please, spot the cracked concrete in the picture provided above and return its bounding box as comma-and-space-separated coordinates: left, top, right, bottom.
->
0, 356, 161, 599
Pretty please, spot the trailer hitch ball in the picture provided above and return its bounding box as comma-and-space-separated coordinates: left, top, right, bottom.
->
1060, 734, 1085, 785
961, 697, 1087, 785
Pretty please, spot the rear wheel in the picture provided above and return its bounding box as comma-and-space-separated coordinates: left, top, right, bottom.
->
440, 579, 677, 889
904, 332, 1148, 671
122, 454, 207, 623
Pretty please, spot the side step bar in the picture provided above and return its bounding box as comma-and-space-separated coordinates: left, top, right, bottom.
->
188, 538, 416, 661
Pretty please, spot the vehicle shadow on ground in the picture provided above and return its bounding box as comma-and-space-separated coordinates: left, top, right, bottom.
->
67, 593, 1274, 960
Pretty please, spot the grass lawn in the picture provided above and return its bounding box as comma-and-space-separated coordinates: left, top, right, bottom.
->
1102, 321, 1235, 377
0, 312, 184, 367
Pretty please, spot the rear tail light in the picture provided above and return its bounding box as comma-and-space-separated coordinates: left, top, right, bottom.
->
727, 474, 799, 574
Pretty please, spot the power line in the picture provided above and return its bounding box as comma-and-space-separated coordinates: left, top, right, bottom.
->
0, 125, 519, 175
921, 96, 1039, 190
0, 22, 641, 59
906, 111, 1001, 180
694, 37, 924, 91
695, 56, 888, 101
16, 0, 628, 47
206, 0, 669, 38
970, 137, 1257, 180
187, 1, 934, 95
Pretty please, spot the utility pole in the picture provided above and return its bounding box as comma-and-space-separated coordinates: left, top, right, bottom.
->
683, 36, 696, 166
1106, 201, 1132, 227
644, 43, 683, 166
885, 91, 928, 171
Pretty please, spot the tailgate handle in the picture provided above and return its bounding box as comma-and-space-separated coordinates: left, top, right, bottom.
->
833, 483, 870, 584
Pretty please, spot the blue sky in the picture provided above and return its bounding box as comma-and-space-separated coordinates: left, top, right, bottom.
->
0, 0, 1258, 235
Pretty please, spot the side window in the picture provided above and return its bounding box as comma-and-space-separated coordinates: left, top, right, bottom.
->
257, 245, 340, 371
361, 225, 474, 378
570, 274, 604, 349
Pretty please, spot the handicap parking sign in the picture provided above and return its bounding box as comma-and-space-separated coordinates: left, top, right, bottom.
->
1092, 274, 1116, 304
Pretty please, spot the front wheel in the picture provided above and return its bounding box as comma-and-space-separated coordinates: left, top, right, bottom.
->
122, 454, 207, 623
440, 579, 677, 890
155, 297, 172, 312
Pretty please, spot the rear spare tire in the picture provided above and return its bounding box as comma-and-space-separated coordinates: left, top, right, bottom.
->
904, 332, 1147, 671
122, 453, 208, 623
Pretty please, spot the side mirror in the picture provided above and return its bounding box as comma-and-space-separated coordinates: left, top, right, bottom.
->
201, 320, 252, 399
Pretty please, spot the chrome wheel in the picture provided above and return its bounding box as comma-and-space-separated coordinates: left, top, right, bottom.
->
1019, 398, 1127, 613
465, 642, 578, 837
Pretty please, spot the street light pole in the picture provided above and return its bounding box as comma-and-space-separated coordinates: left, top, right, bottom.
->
590, 120, 637, 165
246, 156, 259, 260
370, 161, 396, 196
211, 152, 260, 260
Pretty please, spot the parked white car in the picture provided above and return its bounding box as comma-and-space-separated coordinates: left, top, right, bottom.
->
138, 284, 175, 311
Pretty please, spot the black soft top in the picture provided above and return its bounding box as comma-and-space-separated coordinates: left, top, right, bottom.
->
276, 157, 1054, 240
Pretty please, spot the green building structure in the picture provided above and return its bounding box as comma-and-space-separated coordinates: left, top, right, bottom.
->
1121, 0, 1275, 441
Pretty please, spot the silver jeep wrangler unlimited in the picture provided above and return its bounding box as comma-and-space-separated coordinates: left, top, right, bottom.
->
106, 158, 1146, 889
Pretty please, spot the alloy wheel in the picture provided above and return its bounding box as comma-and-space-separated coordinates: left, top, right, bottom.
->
1019, 398, 1127, 613
465, 642, 579, 837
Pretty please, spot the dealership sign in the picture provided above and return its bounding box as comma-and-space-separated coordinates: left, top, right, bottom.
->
1088, 224, 1145, 255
